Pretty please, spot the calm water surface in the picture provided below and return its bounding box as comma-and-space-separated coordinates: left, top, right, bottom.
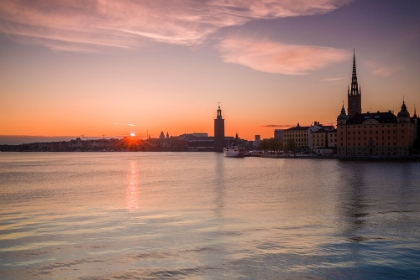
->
0, 152, 419, 279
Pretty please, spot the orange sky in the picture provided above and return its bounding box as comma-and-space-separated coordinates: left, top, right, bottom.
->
1, 0, 419, 141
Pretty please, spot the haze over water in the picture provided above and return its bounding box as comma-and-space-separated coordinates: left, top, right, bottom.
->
1, 153, 419, 279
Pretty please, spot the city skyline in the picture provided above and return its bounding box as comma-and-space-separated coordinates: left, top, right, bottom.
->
1, 0, 420, 142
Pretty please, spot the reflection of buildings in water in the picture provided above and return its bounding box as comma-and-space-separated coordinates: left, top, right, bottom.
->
213, 154, 225, 218
126, 160, 140, 212
337, 162, 368, 240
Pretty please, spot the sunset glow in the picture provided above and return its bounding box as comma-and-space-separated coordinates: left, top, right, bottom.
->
0, 0, 419, 142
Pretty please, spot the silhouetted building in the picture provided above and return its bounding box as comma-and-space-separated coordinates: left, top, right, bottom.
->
274, 129, 284, 142
214, 105, 225, 152
337, 53, 418, 156
348, 51, 362, 118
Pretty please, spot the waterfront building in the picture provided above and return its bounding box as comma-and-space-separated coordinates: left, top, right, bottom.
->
274, 129, 284, 142
283, 121, 335, 153
336, 53, 418, 156
254, 135, 261, 148
327, 130, 337, 149
283, 123, 310, 152
310, 128, 337, 155
214, 105, 225, 152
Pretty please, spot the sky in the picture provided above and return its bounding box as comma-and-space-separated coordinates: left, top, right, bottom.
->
1, 0, 420, 143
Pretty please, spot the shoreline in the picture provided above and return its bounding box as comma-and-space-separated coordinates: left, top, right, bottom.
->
2, 150, 420, 162
257, 154, 420, 161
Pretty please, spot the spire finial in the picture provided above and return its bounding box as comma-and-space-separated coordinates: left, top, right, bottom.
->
352, 50, 357, 79
401, 96, 407, 111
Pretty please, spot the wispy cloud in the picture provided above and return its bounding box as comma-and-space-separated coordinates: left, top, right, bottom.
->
217, 37, 351, 75
115, 123, 136, 127
364, 60, 404, 77
323, 77, 343, 81
263, 124, 291, 128
0, 0, 353, 52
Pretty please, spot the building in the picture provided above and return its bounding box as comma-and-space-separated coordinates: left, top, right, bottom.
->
336, 53, 418, 157
310, 128, 337, 155
274, 129, 284, 143
327, 130, 337, 149
283, 123, 310, 152
214, 105, 225, 152
283, 121, 335, 153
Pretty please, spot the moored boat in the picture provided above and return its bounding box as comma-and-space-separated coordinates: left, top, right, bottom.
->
223, 145, 245, 157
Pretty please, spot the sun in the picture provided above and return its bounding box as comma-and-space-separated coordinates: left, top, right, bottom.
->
130, 132, 136, 137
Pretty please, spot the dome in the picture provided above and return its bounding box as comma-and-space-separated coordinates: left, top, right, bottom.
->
397, 100, 410, 118
337, 105, 348, 120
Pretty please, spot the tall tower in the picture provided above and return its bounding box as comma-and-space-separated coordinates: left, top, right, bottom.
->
214, 105, 225, 152
348, 51, 362, 118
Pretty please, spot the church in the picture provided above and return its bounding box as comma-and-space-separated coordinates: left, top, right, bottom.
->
336, 53, 418, 157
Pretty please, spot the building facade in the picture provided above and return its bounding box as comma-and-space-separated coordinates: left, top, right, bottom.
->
274, 129, 284, 142
308, 122, 336, 154
283, 123, 310, 151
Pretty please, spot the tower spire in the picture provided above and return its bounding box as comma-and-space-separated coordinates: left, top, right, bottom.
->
350, 50, 359, 96
347, 50, 362, 117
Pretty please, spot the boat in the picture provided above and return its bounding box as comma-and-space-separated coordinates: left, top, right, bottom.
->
223, 145, 245, 157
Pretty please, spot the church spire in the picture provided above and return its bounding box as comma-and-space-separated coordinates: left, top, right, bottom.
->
347, 50, 362, 118
350, 50, 359, 96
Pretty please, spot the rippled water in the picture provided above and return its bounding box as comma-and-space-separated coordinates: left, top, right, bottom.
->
0, 152, 419, 279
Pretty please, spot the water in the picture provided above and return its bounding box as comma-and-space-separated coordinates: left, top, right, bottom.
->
0, 152, 419, 279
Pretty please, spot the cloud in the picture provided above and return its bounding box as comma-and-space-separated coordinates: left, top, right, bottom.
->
115, 123, 136, 126
364, 60, 404, 77
0, 0, 353, 52
263, 124, 291, 128
323, 77, 343, 81
217, 37, 351, 75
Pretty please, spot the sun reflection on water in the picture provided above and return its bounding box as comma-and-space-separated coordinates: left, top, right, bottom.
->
126, 160, 140, 212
